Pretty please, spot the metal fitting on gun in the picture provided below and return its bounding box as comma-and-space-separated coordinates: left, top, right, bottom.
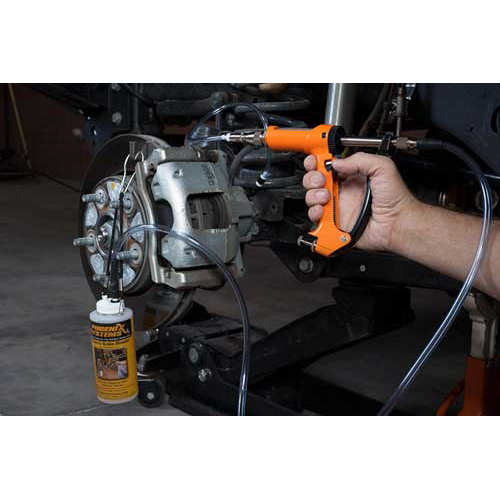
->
224, 130, 265, 146
393, 137, 418, 150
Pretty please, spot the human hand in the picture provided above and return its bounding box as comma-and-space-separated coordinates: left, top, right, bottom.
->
302, 152, 417, 252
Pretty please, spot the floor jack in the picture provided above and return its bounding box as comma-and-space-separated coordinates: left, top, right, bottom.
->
135, 280, 414, 416
137, 287, 500, 416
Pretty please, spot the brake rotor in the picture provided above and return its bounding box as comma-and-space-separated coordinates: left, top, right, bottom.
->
78, 134, 195, 331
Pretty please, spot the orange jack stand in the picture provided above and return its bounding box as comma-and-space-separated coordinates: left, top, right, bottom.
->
437, 292, 500, 416
459, 356, 500, 416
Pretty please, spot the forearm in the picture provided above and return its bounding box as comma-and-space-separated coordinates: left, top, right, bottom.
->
390, 200, 500, 300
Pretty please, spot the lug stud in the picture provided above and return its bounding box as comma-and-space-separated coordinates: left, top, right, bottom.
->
82, 193, 105, 204
116, 249, 140, 261
73, 236, 95, 247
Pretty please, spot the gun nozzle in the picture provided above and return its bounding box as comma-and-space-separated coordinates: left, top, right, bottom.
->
226, 131, 265, 146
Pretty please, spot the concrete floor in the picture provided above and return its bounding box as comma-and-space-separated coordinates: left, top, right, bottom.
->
0, 175, 469, 415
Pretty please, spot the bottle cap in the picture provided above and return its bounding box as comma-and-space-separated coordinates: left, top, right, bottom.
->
96, 294, 124, 315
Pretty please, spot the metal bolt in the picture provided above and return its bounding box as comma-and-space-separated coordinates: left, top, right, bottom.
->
110, 83, 121, 91
188, 346, 201, 364
340, 235, 348, 242
72, 127, 83, 140
111, 112, 122, 125
73, 236, 95, 247
198, 368, 212, 383
146, 391, 155, 401
144, 329, 159, 342
359, 265, 366, 273
298, 257, 314, 274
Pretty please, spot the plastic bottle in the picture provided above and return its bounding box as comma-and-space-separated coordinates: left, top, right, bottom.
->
89, 295, 138, 404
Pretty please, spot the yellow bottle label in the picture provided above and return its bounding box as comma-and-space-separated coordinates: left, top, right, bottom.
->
90, 317, 138, 402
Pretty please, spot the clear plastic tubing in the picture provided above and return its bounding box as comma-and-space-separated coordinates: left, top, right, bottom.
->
378, 141, 493, 416
185, 102, 272, 186
186, 102, 269, 145
185, 135, 228, 144
115, 224, 251, 416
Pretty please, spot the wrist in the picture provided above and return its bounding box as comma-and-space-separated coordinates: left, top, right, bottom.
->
387, 195, 425, 255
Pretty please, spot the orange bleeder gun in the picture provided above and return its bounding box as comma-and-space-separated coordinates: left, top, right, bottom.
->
228, 124, 372, 258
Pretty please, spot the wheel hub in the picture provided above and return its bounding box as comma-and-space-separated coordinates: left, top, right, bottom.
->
82, 175, 147, 291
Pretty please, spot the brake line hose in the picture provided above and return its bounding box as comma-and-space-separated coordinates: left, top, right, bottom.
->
114, 224, 251, 416
378, 139, 493, 415
229, 144, 255, 185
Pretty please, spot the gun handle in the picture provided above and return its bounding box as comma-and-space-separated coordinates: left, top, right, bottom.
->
308, 150, 351, 257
